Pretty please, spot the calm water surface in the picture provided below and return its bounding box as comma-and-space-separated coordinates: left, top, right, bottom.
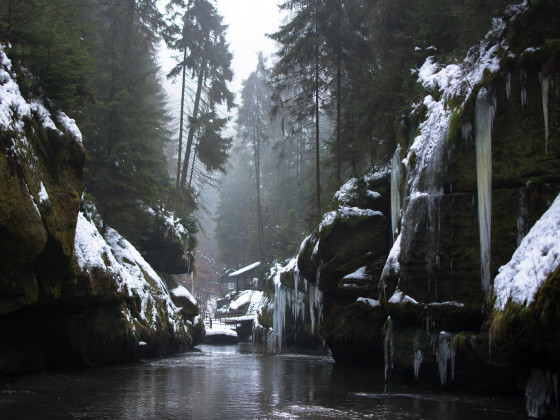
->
0, 343, 525, 419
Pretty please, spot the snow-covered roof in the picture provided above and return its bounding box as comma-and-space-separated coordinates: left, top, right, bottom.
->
228, 261, 261, 277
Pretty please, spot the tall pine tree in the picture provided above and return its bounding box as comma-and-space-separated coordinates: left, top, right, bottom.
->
84, 0, 171, 245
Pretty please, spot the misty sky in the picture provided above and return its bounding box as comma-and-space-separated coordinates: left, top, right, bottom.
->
160, 0, 284, 128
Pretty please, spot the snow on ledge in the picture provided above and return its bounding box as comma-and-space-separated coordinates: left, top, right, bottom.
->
172, 285, 197, 306
319, 206, 383, 234
388, 289, 419, 305
356, 297, 380, 308
494, 193, 560, 310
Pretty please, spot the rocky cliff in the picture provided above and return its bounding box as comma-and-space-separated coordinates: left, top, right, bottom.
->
0, 46, 201, 375
269, 1, 560, 417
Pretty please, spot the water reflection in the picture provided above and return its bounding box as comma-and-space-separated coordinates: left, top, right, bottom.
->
0, 343, 524, 419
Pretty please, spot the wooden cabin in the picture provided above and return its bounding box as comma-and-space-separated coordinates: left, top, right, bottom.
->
225, 261, 261, 293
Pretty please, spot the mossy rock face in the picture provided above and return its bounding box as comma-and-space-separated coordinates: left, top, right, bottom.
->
0, 136, 48, 267
142, 217, 190, 274
63, 262, 127, 305
490, 264, 560, 370
59, 303, 138, 367
319, 213, 388, 281
190, 317, 206, 347
0, 112, 84, 311
398, 192, 484, 304
321, 301, 386, 365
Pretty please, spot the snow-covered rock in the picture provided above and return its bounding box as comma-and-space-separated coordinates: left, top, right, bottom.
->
74, 211, 195, 335
494, 193, 560, 310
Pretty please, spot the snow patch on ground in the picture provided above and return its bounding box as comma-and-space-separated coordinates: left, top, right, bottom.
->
205, 323, 238, 338
494, 193, 560, 310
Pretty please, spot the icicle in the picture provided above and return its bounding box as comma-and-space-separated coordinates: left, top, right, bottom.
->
391, 145, 402, 241
554, 373, 559, 412
308, 281, 323, 335
384, 317, 394, 381
521, 68, 528, 109
475, 87, 495, 300
437, 332, 456, 386
488, 326, 492, 362
291, 268, 306, 323
413, 330, 423, 380
266, 328, 276, 353
272, 282, 288, 350
542, 73, 552, 153
525, 369, 559, 419
461, 122, 473, 146
506, 72, 511, 100
515, 188, 529, 246
413, 350, 423, 380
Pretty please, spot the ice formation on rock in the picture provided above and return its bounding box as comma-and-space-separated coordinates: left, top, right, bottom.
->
413, 330, 424, 380
475, 87, 496, 299
437, 331, 456, 386
390, 145, 402, 241
524, 369, 559, 419
521, 68, 528, 109
268, 259, 323, 351
515, 189, 529, 247
384, 316, 394, 380
541, 72, 552, 153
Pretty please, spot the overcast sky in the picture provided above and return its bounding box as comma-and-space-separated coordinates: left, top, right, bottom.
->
216, 0, 283, 95
160, 0, 284, 128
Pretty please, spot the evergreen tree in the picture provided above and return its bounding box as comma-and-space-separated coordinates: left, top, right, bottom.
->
164, 0, 234, 218
236, 53, 272, 261
83, 0, 171, 246
215, 147, 255, 268
270, 0, 329, 219
0, 0, 93, 122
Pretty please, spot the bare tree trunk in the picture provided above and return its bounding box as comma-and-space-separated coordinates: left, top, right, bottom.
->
179, 63, 205, 194
254, 132, 264, 262
173, 47, 188, 218
314, 11, 321, 219
336, 47, 342, 185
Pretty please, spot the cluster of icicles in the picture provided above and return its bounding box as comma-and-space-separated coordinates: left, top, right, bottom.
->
383, 315, 457, 387
266, 264, 323, 353
387, 65, 552, 386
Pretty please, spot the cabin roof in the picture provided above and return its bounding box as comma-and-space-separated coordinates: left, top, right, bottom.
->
228, 261, 261, 278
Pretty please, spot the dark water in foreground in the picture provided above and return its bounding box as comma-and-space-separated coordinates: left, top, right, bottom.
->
0, 343, 525, 419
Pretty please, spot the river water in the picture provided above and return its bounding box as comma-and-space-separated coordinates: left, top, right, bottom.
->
0, 343, 525, 419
